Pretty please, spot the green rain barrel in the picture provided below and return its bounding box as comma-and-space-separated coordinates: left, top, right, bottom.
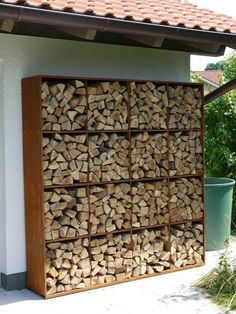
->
205, 177, 235, 251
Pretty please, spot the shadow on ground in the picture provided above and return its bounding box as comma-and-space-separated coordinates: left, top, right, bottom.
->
0, 288, 42, 306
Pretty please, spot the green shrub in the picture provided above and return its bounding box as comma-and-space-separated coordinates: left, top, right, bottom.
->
204, 52, 236, 224
205, 94, 236, 178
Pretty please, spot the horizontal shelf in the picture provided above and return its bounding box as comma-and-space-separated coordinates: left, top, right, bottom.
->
170, 173, 203, 179
46, 234, 89, 244
45, 218, 204, 244
42, 128, 202, 135
44, 182, 88, 189
43, 178, 163, 189
43, 174, 204, 189
42, 129, 166, 134
130, 177, 168, 183
42, 130, 87, 134
90, 228, 132, 238
130, 129, 168, 132
42, 129, 129, 134
169, 128, 202, 132
169, 218, 204, 225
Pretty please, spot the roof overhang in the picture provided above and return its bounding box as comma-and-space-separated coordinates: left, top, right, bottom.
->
0, 3, 236, 55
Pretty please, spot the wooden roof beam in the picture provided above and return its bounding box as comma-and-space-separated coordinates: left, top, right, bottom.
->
204, 78, 236, 104
0, 18, 15, 32
179, 41, 220, 53
124, 34, 165, 47
57, 27, 97, 40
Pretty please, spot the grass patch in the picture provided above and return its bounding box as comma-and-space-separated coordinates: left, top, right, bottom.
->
196, 239, 236, 311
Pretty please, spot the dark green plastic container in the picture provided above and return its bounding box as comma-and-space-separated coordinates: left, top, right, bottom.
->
205, 177, 235, 251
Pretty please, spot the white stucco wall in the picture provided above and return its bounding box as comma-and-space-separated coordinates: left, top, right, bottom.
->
0, 33, 190, 275
0, 60, 6, 275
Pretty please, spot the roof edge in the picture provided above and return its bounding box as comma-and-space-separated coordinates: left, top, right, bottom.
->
0, 3, 236, 49
198, 76, 219, 88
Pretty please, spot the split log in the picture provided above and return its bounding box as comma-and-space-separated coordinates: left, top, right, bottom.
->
132, 180, 169, 227
87, 81, 129, 130
89, 183, 131, 234
169, 131, 203, 176
170, 222, 204, 268
169, 178, 204, 222
168, 85, 202, 129
44, 187, 89, 241
129, 82, 168, 129
46, 238, 91, 295
131, 132, 168, 179
89, 133, 130, 182
42, 81, 87, 131
90, 233, 133, 285
43, 134, 88, 186
132, 227, 170, 276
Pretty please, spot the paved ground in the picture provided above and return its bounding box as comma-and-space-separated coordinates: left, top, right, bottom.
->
1, 237, 236, 314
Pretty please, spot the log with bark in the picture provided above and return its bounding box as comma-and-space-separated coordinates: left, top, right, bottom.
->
46, 238, 91, 295
90, 233, 133, 285
129, 82, 168, 129
168, 85, 202, 129
44, 187, 89, 240
170, 222, 204, 268
132, 226, 170, 276
43, 134, 88, 186
131, 132, 168, 179
132, 180, 169, 228
89, 133, 130, 182
169, 131, 203, 176
89, 183, 132, 234
169, 178, 204, 222
42, 81, 87, 131
87, 81, 129, 130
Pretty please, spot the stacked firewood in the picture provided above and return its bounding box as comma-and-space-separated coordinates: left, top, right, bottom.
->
44, 187, 89, 240
169, 178, 204, 222
132, 227, 170, 276
89, 183, 132, 234
46, 238, 91, 295
90, 233, 133, 285
40, 79, 205, 296
129, 82, 168, 129
132, 180, 169, 227
169, 131, 203, 176
168, 85, 202, 129
43, 134, 88, 186
89, 133, 130, 182
42, 81, 87, 131
170, 222, 204, 268
87, 81, 129, 130
131, 132, 168, 179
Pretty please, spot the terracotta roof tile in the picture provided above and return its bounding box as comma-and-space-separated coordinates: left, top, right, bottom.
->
196, 71, 222, 86
1, 0, 236, 34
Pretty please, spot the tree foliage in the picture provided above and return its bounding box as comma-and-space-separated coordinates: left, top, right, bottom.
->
204, 52, 236, 223
190, 72, 201, 83
223, 53, 236, 82
205, 93, 236, 177
205, 60, 226, 71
